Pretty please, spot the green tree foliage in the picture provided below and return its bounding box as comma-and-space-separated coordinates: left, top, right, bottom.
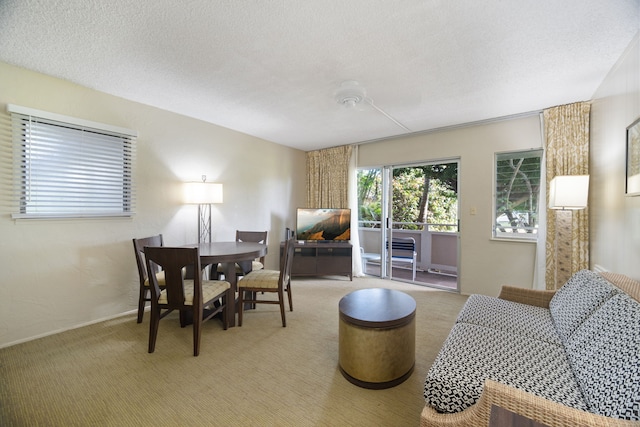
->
495, 155, 541, 234
358, 163, 458, 231
392, 168, 423, 229
358, 169, 382, 226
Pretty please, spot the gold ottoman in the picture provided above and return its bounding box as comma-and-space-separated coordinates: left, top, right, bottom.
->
338, 288, 416, 389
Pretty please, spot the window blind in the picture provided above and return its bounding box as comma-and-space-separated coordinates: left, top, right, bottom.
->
8, 104, 137, 219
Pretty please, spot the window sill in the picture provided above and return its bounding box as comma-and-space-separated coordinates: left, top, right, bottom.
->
491, 236, 538, 243
12, 213, 135, 220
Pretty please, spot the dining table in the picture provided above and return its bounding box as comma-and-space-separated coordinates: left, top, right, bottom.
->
183, 241, 268, 327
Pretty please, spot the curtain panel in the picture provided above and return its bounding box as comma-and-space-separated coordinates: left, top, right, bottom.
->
543, 102, 590, 289
306, 145, 352, 208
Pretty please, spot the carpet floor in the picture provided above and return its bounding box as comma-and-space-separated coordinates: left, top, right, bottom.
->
0, 276, 468, 427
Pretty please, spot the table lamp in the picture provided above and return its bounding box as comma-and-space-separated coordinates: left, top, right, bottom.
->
548, 175, 589, 288
184, 176, 223, 243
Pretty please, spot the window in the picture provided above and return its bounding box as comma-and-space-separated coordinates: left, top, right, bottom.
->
494, 149, 542, 239
9, 104, 137, 219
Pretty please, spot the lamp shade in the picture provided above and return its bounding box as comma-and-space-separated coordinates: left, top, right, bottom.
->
548, 175, 589, 210
183, 182, 223, 204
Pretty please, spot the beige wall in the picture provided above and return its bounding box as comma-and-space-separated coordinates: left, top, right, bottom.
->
358, 115, 543, 296
590, 33, 640, 279
0, 62, 307, 347
2, 30, 637, 348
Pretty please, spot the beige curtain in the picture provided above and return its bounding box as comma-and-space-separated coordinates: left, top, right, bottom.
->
543, 102, 590, 289
306, 145, 352, 208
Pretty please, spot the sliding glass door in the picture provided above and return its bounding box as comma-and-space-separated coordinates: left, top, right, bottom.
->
358, 160, 460, 291
357, 167, 385, 276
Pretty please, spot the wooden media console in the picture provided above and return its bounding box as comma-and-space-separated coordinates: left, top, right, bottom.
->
280, 241, 352, 280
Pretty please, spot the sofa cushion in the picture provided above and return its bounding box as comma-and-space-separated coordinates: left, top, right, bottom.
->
456, 294, 561, 344
424, 323, 587, 414
549, 269, 620, 342
565, 293, 640, 421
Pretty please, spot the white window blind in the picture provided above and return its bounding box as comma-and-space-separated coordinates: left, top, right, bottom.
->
8, 104, 137, 219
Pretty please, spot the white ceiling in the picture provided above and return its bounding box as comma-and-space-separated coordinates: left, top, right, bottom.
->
0, 1, 638, 151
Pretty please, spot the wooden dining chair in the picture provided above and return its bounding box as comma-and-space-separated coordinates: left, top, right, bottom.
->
144, 246, 231, 356
237, 237, 294, 327
217, 230, 268, 279
132, 234, 164, 323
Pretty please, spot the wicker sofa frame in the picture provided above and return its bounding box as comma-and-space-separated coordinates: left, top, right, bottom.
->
420, 272, 640, 427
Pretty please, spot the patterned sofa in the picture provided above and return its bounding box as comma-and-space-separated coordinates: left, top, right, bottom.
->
421, 270, 640, 427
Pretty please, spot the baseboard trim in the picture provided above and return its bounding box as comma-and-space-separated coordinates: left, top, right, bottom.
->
0, 309, 138, 349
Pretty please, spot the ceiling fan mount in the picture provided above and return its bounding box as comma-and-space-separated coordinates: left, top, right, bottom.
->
334, 80, 411, 132
335, 80, 366, 108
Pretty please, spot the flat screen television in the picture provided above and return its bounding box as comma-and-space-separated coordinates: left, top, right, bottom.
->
296, 208, 351, 242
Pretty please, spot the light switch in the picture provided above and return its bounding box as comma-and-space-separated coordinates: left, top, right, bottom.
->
470, 207, 477, 215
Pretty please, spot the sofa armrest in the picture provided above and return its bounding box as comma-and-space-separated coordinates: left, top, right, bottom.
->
421, 379, 637, 427
498, 286, 556, 308
599, 271, 640, 302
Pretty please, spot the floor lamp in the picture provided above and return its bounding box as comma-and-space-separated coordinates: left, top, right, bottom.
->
548, 175, 589, 289
184, 176, 223, 243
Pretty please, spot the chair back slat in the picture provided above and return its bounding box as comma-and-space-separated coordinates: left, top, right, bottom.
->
132, 234, 164, 323
132, 234, 163, 282
145, 247, 202, 309
280, 237, 295, 286
236, 230, 268, 264
388, 237, 416, 259
236, 230, 267, 244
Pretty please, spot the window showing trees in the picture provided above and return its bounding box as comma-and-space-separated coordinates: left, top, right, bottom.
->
494, 149, 543, 239
358, 162, 458, 232
358, 168, 383, 228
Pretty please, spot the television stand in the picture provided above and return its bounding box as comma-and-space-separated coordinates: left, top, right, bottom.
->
280, 241, 352, 280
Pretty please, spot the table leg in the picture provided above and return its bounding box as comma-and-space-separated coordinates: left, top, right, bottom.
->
221, 262, 238, 327
218, 260, 254, 327
235, 260, 256, 310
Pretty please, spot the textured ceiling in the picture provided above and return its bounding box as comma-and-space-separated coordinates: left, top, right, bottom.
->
0, 1, 638, 151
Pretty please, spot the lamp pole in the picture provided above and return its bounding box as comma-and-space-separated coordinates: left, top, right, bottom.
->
198, 202, 212, 243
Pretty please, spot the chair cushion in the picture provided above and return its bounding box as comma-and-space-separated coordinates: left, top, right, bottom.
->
143, 271, 166, 287
564, 293, 640, 420
549, 269, 620, 342
456, 294, 561, 345
158, 280, 230, 305
424, 323, 587, 414
238, 269, 280, 289
216, 261, 264, 274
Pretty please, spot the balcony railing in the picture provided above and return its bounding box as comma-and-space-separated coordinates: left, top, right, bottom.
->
359, 220, 458, 232
358, 220, 458, 277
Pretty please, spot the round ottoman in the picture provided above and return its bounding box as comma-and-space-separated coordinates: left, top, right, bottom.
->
338, 288, 416, 389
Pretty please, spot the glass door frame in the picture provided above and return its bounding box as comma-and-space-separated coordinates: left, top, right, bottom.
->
359, 159, 460, 290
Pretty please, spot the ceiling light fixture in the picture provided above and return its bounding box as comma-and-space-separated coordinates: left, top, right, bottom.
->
335, 80, 411, 132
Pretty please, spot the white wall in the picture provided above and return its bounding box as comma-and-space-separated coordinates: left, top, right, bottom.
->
590, 33, 640, 280
0, 62, 307, 348
357, 115, 542, 296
